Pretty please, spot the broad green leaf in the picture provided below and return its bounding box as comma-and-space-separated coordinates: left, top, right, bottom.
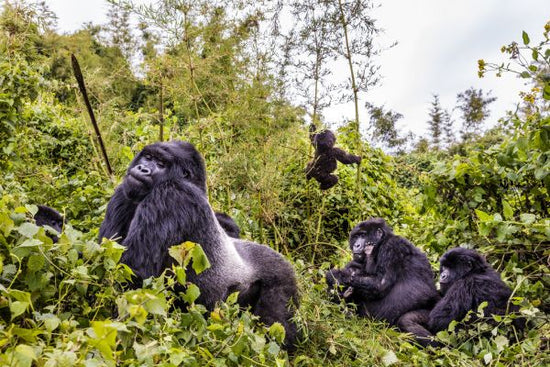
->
522, 31, 530, 45
191, 244, 211, 274
182, 284, 200, 304
0, 213, 14, 236
267, 341, 280, 356
502, 200, 514, 220
27, 254, 45, 272
13, 344, 36, 367
144, 295, 167, 316
44, 316, 60, 332
17, 223, 39, 238
383, 350, 398, 366
520, 213, 536, 224
168, 242, 193, 266
10, 301, 29, 319
494, 335, 509, 352
475, 209, 492, 223
268, 322, 286, 344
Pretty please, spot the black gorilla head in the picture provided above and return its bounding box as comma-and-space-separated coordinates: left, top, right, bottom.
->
438, 247, 489, 294
348, 218, 392, 262
124, 141, 206, 200
312, 129, 336, 151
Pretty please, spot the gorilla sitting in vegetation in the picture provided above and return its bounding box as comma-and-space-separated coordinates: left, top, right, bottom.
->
99, 141, 299, 348
326, 218, 439, 326
34, 205, 64, 242
306, 124, 361, 190
399, 247, 523, 346
215, 212, 241, 238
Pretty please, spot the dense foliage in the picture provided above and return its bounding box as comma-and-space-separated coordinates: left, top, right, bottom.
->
0, 1, 548, 365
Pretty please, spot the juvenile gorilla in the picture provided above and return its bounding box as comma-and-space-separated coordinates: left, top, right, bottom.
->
326, 218, 439, 326
306, 124, 361, 190
34, 205, 64, 242
99, 141, 299, 348
399, 247, 522, 345
215, 212, 241, 238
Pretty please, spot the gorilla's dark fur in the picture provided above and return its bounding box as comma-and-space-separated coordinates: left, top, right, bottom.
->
99, 141, 299, 348
400, 247, 522, 346
34, 205, 64, 242
306, 124, 361, 190
215, 212, 240, 238
326, 218, 439, 326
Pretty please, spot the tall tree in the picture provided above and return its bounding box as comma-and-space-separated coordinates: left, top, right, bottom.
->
427, 94, 453, 149
456, 87, 496, 141
106, 3, 135, 60
366, 103, 408, 153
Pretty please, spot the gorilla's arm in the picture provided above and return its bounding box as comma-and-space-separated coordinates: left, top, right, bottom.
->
333, 148, 361, 164
428, 279, 473, 332
99, 187, 139, 242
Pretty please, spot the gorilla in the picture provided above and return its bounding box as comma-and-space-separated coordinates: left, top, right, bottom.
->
215, 212, 240, 238
326, 218, 439, 326
34, 205, 64, 242
99, 141, 299, 348
306, 124, 361, 190
399, 247, 522, 346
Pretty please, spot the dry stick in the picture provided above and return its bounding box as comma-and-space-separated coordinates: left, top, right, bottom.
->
159, 79, 164, 142
71, 54, 113, 176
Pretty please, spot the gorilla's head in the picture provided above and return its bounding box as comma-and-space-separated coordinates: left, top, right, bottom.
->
348, 218, 392, 262
438, 247, 490, 294
312, 130, 336, 151
124, 141, 206, 200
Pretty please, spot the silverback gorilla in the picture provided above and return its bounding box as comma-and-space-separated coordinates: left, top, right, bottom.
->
99, 141, 299, 348
306, 124, 361, 190
326, 218, 439, 326
398, 247, 522, 346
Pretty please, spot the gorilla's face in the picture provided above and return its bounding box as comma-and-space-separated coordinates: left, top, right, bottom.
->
348, 219, 388, 262
313, 130, 336, 150
123, 141, 207, 201
438, 248, 488, 294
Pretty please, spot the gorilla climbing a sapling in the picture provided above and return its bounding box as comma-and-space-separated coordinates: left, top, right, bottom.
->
306, 124, 361, 190
326, 218, 439, 326
99, 141, 299, 348
399, 247, 522, 346
215, 212, 241, 238
34, 205, 64, 242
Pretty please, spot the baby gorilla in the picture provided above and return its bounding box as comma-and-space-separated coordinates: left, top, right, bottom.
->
326, 218, 439, 326
399, 247, 523, 346
34, 205, 64, 243
305, 124, 361, 190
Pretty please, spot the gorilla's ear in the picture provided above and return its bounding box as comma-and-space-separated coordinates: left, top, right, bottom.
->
374, 228, 384, 242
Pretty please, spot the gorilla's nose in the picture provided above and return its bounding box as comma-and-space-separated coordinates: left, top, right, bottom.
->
136, 164, 151, 175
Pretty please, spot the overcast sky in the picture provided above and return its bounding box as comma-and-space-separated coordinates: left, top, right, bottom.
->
46, 0, 549, 136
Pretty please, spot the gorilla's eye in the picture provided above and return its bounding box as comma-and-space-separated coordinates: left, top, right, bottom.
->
157, 160, 166, 168
144, 153, 153, 161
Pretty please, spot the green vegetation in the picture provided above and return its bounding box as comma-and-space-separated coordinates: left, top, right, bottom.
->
0, 1, 548, 365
